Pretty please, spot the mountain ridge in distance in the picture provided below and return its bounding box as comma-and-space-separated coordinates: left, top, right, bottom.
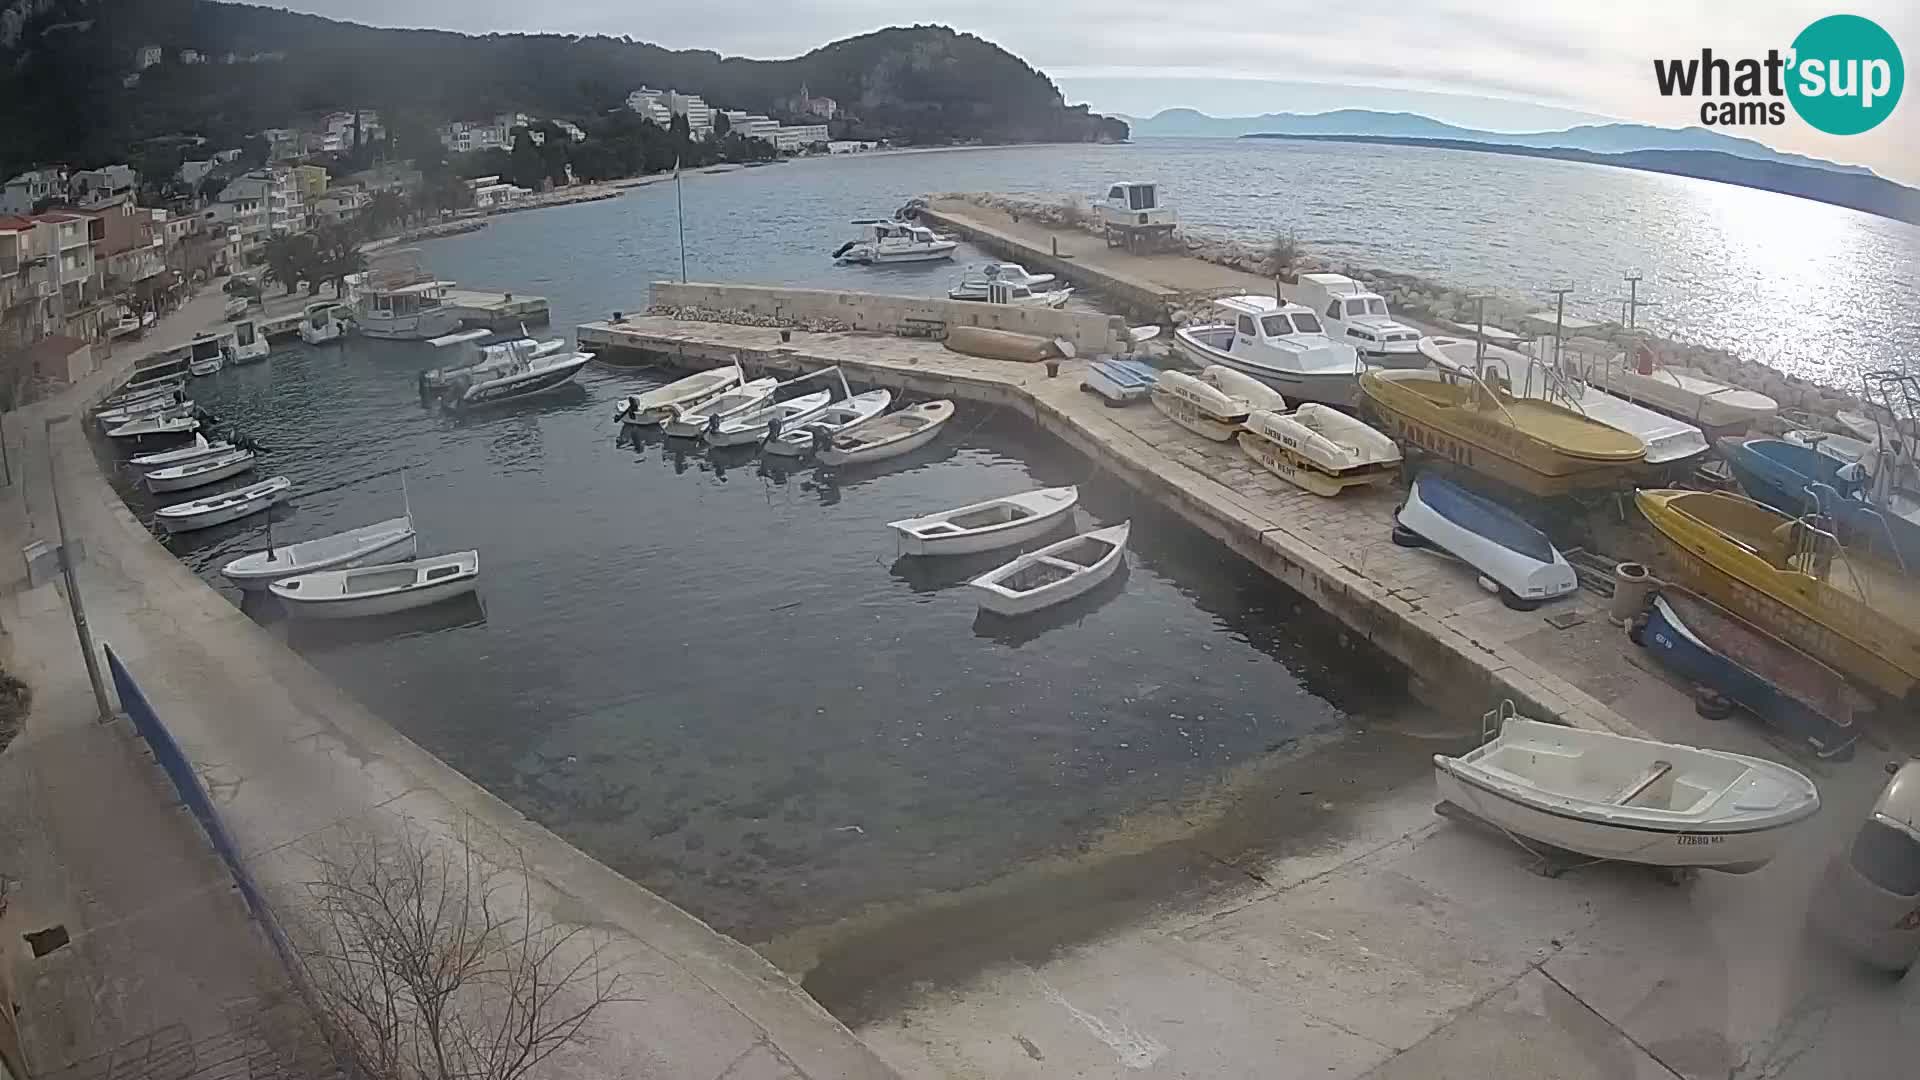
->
1121, 107, 1874, 177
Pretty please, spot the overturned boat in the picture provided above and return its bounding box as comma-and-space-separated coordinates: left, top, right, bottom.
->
1239, 405, 1401, 496
1394, 471, 1577, 609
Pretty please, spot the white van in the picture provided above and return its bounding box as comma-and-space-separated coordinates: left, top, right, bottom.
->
1813, 760, 1920, 975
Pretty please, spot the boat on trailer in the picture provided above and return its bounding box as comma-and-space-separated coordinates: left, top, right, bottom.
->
816, 400, 955, 466
1239, 404, 1401, 496
1151, 370, 1251, 442
764, 389, 894, 457
889, 487, 1079, 556
1393, 471, 1577, 609
271, 550, 479, 619
969, 523, 1131, 617
1435, 708, 1821, 873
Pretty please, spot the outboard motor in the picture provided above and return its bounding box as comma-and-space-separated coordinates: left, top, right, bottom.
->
811, 426, 834, 453
705, 413, 723, 436
765, 415, 783, 443
831, 240, 858, 259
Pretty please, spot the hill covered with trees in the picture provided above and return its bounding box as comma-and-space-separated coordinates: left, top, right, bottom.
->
0, 0, 1128, 177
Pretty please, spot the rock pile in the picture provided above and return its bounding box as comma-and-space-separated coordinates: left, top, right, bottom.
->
647, 305, 852, 334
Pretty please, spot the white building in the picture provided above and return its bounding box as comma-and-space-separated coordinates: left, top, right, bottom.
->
312, 187, 369, 226
772, 124, 831, 152
465, 176, 531, 211
215, 169, 306, 246
625, 87, 672, 126
69, 165, 136, 207
438, 121, 511, 154
667, 91, 714, 137
2, 168, 67, 214
721, 111, 780, 141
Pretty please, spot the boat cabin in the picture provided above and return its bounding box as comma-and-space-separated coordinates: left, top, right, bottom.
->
1211, 295, 1359, 373
233, 319, 259, 349
1294, 273, 1421, 359
362, 280, 452, 319
851, 219, 942, 246
188, 332, 229, 363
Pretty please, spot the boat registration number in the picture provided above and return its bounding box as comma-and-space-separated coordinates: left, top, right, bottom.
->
1676, 834, 1725, 846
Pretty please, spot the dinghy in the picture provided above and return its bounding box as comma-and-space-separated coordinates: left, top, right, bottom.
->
889, 487, 1079, 556
617, 365, 744, 427
1151, 370, 1250, 442
1082, 359, 1158, 405
1199, 365, 1288, 413
1393, 471, 1576, 609
99, 379, 183, 413
969, 523, 1130, 617
270, 550, 479, 619
155, 476, 290, 533
1239, 405, 1401, 496
130, 435, 235, 469
816, 400, 955, 467
764, 389, 892, 457
97, 393, 186, 428
1435, 712, 1821, 873
704, 389, 833, 447
222, 517, 418, 591
146, 448, 256, 494
1636, 587, 1862, 759
108, 413, 199, 440
662, 379, 778, 438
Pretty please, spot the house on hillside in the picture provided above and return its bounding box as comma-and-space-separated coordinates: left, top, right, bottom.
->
1, 168, 67, 214
69, 164, 137, 208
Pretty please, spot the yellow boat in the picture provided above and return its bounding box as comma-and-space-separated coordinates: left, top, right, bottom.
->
1636, 488, 1920, 701
1360, 369, 1646, 496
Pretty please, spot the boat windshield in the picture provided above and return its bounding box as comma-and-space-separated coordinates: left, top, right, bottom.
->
1265, 313, 1323, 336
1367, 298, 1389, 315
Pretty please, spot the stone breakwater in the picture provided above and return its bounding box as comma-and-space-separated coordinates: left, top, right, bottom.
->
642, 304, 855, 334
927, 192, 1883, 431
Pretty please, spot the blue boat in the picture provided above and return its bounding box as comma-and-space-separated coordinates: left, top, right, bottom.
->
1082, 359, 1158, 405
1392, 471, 1576, 609
1637, 586, 1862, 759
1720, 437, 1919, 567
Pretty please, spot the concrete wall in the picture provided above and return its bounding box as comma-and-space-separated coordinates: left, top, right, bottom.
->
649, 281, 1129, 355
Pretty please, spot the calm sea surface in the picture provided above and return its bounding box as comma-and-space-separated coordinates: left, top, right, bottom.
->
108, 139, 1910, 940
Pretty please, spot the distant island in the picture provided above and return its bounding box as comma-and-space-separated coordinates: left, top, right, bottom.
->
1240, 133, 1920, 226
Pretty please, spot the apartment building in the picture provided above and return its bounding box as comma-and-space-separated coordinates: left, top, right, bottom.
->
772, 124, 831, 151
1, 168, 67, 214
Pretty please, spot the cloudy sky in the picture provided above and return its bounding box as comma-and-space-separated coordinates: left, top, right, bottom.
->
278, 1, 1915, 181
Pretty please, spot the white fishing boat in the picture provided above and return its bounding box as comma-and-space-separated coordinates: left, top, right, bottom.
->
107, 412, 199, 440
1293, 273, 1424, 366
704, 389, 833, 447
1393, 471, 1576, 609
1172, 296, 1364, 407
186, 331, 229, 376
1582, 347, 1778, 431
817, 400, 956, 466
1434, 711, 1821, 873
947, 262, 1058, 301
1238, 405, 1401, 496
889, 487, 1079, 556
663, 379, 780, 438
969, 523, 1130, 617
764, 389, 893, 457
129, 435, 235, 469
1151, 369, 1250, 442
299, 301, 347, 345
1199, 365, 1288, 413
270, 550, 479, 619
966, 279, 1072, 308
446, 341, 593, 410
832, 219, 957, 264
154, 476, 291, 533
617, 366, 744, 427
223, 516, 419, 592
229, 318, 269, 364
146, 448, 256, 493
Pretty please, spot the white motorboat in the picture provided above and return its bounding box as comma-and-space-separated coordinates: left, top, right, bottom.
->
270, 550, 479, 619
1293, 273, 1424, 366
1783, 428, 1875, 466
663, 380, 780, 438
1421, 337, 1709, 468
421, 332, 563, 388
889, 486, 1079, 556
703, 389, 833, 447
764, 389, 893, 457
1199, 365, 1288, 413
1393, 472, 1576, 609
130, 435, 235, 469
222, 295, 250, 320
155, 476, 291, 533
1151, 369, 1250, 442
969, 523, 1131, 617
617, 366, 744, 427
817, 400, 955, 466
1172, 296, 1364, 407
1434, 712, 1821, 873
961, 278, 1072, 308
299, 301, 347, 345
229, 319, 269, 364
1082, 359, 1158, 405
1239, 405, 1401, 496
1582, 348, 1778, 431
832, 219, 957, 264
107, 413, 199, 440
947, 262, 1057, 301
186, 331, 230, 376
446, 341, 593, 410
223, 516, 419, 592
146, 448, 256, 493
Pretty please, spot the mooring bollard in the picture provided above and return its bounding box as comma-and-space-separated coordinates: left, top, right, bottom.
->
1051, 236, 1059, 257
1044, 359, 1060, 379
780, 329, 792, 343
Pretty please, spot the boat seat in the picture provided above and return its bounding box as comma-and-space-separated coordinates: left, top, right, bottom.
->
1606, 760, 1673, 806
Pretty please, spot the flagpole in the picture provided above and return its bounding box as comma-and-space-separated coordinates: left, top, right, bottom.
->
675, 156, 688, 283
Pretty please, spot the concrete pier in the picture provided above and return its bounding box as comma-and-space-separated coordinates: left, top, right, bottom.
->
446, 287, 550, 330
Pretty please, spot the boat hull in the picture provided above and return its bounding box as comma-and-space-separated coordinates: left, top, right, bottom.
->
1237, 430, 1394, 496
892, 489, 1078, 556
356, 309, 463, 341
1082, 360, 1157, 404
223, 527, 418, 591
1172, 330, 1360, 408
1396, 473, 1577, 604
157, 486, 290, 534
816, 421, 944, 466
970, 526, 1129, 617
619, 370, 743, 427
276, 575, 476, 619
188, 358, 223, 376
453, 355, 589, 410
147, 454, 255, 493
231, 341, 270, 365
1587, 364, 1777, 432
300, 323, 344, 345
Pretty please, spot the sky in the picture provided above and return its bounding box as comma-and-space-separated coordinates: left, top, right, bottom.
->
277, 1, 1916, 182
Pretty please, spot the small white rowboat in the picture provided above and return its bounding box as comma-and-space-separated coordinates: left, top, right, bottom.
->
704, 389, 833, 447
1435, 714, 1820, 873
662, 379, 778, 438
969, 523, 1130, 617
1200, 366, 1288, 413
108, 413, 199, 440
155, 476, 290, 533
270, 550, 479, 619
129, 435, 234, 469
221, 516, 419, 591
1151, 371, 1249, 442
617, 366, 745, 427
1238, 405, 1402, 496
765, 389, 893, 457
816, 400, 955, 467
889, 486, 1078, 556
146, 448, 256, 493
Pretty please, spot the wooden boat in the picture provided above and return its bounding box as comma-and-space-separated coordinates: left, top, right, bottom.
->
816, 400, 955, 467
704, 389, 832, 447
764, 389, 892, 458
1151, 370, 1250, 442
129, 434, 234, 470
155, 476, 291, 533
146, 448, 255, 494
221, 516, 418, 592
270, 550, 479, 619
1635, 488, 1920, 700
99, 378, 183, 412
1239, 404, 1401, 496
1583, 348, 1778, 431
617, 366, 744, 427
1393, 471, 1577, 609
1359, 369, 1646, 496
1636, 587, 1862, 759
889, 487, 1078, 556
662, 379, 779, 438
943, 326, 1061, 363
96, 392, 186, 429
1199, 365, 1288, 413
1435, 712, 1820, 873
1171, 296, 1363, 407
969, 523, 1130, 616
107, 413, 199, 440
1082, 359, 1158, 405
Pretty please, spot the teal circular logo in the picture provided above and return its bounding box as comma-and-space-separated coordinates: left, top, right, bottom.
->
1787, 15, 1903, 135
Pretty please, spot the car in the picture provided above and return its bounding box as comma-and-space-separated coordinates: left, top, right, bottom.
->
1812, 759, 1920, 975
